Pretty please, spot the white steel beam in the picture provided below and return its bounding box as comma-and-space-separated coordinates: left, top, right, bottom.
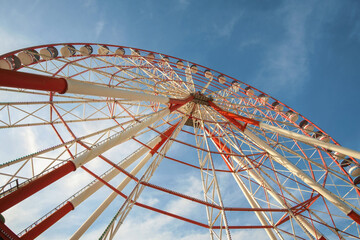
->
70, 146, 158, 240
231, 171, 279, 240
208, 102, 360, 226
71, 108, 171, 169
100, 104, 194, 240
66, 79, 170, 104
208, 136, 279, 240
243, 127, 358, 222
196, 108, 231, 239
203, 108, 326, 239
259, 122, 360, 160
207, 129, 323, 239
69, 136, 161, 208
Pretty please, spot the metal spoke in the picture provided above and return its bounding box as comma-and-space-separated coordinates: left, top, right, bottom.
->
0, 43, 359, 240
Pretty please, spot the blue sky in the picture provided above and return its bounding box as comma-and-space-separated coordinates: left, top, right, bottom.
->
1, 0, 359, 149
1, 0, 360, 239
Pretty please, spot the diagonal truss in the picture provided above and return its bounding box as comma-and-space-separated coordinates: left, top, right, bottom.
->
0, 43, 359, 240
193, 105, 232, 240
99, 103, 194, 240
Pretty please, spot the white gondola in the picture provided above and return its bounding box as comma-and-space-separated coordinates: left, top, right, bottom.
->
115, 47, 125, 56
340, 158, 352, 168
231, 80, 240, 92
79, 45, 93, 56
299, 120, 314, 132
271, 102, 283, 112
217, 75, 226, 84
98, 45, 109, 55
354, 176, 360, 185
131, 49, 140, 57
245, 86, 254, 96
190, 64, 198, 74
17, 50, 40, 66
60, 45, 76, 57
333, 151, 346, 160
0, 56, 21, 70
160, 56, 169, 66
176, 60, 184, 69
146, 53, 155, 62
39, 46, 58, 60
349, 166, 360, 177
204, 69, 212, 79
313, 131, 330, 143
258, 93, 269, 103
286, 110, 299, 122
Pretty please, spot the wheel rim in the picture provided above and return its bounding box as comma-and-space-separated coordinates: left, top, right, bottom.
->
0, 43, 359, 239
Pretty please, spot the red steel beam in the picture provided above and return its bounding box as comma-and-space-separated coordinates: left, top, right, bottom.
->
209, 101, 259, 131
0, 68, 67, 93
0, 99, 189, 214
16, 124, 180, 239
20, 202, 74, 240
142, 181, 286, 212
209, 104, 360, 227
72, 168, 275, 231
136, 202, 273, 230
0, 220, 20, 240
0, 68, 194, 107
0, 161, 76, 213
168, 95, 194, 112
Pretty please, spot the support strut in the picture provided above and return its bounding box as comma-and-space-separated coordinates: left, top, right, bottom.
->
209, 102, 360, 226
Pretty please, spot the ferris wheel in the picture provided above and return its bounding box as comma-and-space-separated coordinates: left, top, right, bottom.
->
0, 43, 359, 240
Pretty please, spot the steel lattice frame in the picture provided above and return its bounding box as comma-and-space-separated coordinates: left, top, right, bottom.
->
0, 43, 359, 239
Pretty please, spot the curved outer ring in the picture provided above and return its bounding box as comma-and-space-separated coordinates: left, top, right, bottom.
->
0, 43, 339, 145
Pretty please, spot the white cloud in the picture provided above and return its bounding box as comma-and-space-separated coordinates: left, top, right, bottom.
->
213, 15, 242, 39
177, 0, 190, 10
95, 20, 105, 39
238, 39, 260, 51
349, 20, 360, 41
20, 128, 39, 154
255, 2, 312, 95
164, 176, 202, 216
83, 0, 97, 8
0, 28, 33, 55
78, 173, 208, 239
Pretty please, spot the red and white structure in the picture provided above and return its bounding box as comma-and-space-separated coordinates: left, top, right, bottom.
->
0, 43, 359, 239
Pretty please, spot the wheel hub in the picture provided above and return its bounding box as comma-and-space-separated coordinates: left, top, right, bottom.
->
190, 92, 213, 105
